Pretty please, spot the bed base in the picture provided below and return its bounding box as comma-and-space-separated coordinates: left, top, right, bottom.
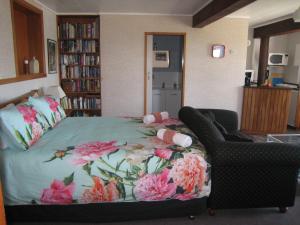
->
5, 198, 207, 223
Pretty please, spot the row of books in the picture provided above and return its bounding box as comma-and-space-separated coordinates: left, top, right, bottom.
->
60, 40, 97, 53
59, 22, 98, 39
61, 66, 100, 79
64, 97, 101, 110
68, 80, 101, 92
71, 111, 98, 117
60, 54, 100, 66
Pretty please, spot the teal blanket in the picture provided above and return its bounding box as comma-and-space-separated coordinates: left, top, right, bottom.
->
0, 117, 210, 205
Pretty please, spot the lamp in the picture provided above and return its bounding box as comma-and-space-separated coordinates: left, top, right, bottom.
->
293, 6, 300, 22
44, 85, 68, 109
44, 85, 66, 99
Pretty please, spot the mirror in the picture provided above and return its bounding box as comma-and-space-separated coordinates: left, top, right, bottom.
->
212, 45, 225, 58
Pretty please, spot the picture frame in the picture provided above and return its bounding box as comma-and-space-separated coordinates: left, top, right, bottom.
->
47, 39, 57, 74
212, 44, 225, 58
153, 50, 170, 68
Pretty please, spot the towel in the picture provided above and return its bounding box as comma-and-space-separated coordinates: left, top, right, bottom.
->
157, 128, 192, 148
143, 112, 169, 124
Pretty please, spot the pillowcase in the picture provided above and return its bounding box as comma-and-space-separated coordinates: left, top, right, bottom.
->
0, 103, 50, 150
29, 96, 66, 127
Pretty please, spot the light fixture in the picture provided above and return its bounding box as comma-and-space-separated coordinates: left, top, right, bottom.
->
293, 6, 300, 22
44, 85, 66, 99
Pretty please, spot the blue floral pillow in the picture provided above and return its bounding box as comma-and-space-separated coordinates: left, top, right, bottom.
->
0, 103, 50, 150
29, 96, 66, 128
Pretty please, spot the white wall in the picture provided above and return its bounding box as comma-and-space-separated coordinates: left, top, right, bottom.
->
0, 0, 15, 78
0, 6, 249, 118
285, 32, 300, 84
248, 32, 300, 84
101, 15, 248, 118
0, 0, 59, 104
269, 34, 288, 53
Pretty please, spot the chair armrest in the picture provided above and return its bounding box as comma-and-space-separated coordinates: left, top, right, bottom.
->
212, 141, 300, 167
197, 109, 238, 132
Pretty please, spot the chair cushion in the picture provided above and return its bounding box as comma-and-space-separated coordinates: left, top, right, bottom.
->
224, 130, 254, 142
202, 111, 228, 135
202, 110, 253, 143
179, 107, 225, 150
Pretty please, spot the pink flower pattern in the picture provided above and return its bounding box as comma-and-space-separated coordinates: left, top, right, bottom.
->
40, 117, 209, 205
170, 153, 207, 193
17, 105, 37, 124
29, 122, 44, 146
45, 97, 59, 112
134, 169, 176, 201
71, 141, 119, 165
40, 180, 75, 204
55, 111, 62, 123
154, 148, 173, 160
81, 176, 119, 203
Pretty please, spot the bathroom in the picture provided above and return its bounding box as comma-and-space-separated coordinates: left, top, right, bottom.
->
151, 35, 184, 118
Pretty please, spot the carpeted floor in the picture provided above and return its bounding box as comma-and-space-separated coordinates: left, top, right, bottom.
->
11, 197, 300, 225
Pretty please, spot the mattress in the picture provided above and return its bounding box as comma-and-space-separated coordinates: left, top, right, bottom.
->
0, 117, 210, 206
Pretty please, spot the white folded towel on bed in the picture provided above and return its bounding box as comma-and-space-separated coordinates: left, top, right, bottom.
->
143, 111, 169, 124
157, 128, 192, 148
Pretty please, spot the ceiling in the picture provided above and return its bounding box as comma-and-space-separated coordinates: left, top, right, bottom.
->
229, 0, 300, 27
37, 0, 211, 15
37, 0, 300, 27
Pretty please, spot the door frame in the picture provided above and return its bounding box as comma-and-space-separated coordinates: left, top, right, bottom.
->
144, 32, 186, 114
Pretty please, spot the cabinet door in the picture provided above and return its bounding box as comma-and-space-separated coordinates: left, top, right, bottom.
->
165, 90, 181, 118
152, 90, 164, 113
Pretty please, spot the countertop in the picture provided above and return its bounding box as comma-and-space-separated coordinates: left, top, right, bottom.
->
244, 86, 295, 90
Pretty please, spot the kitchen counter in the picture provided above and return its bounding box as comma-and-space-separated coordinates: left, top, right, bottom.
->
241, 87, 292, 134
244, 86, 295, 90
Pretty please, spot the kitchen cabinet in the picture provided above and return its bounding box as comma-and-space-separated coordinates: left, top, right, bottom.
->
152, 89, 164, 113
152, 89, 181, 118
241, 87, 291, 134
288, 90, 299, 127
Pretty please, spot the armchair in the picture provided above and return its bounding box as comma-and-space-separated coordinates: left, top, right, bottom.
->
179, 106, 300, 214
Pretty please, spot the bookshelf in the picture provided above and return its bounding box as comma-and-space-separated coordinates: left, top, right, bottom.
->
57, 15, 101, 117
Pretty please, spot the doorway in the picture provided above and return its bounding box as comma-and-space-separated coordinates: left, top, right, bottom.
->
144, 32, 186, 118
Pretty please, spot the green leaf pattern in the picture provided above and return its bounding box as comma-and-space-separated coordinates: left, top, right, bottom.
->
40, 117, 209, 204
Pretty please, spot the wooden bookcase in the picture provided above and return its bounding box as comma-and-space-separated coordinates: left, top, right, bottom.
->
57, 15, 101, 117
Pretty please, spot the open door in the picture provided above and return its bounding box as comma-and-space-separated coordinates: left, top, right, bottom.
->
144, 32, 186, 117
145, 35, 153, 114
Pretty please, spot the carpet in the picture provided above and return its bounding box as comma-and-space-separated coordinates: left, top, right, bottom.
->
11, 197, 300, 225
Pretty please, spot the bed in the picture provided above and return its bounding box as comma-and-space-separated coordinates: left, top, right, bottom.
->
0, 91, 210, 222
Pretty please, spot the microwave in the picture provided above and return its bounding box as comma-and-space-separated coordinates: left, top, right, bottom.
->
268, 53, 288, 66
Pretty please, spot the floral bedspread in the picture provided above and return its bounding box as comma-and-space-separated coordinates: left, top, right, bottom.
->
0, 117, 210, 205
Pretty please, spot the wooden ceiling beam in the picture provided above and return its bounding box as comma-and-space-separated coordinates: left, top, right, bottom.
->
254, 18, 300, 38
193, 0, 256, 28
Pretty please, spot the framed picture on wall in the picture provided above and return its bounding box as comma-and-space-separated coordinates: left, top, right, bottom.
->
47, 39, 57, 74
153, 50, 170, 68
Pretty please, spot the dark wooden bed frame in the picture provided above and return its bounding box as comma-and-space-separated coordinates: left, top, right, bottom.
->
0, 90, 207, 223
